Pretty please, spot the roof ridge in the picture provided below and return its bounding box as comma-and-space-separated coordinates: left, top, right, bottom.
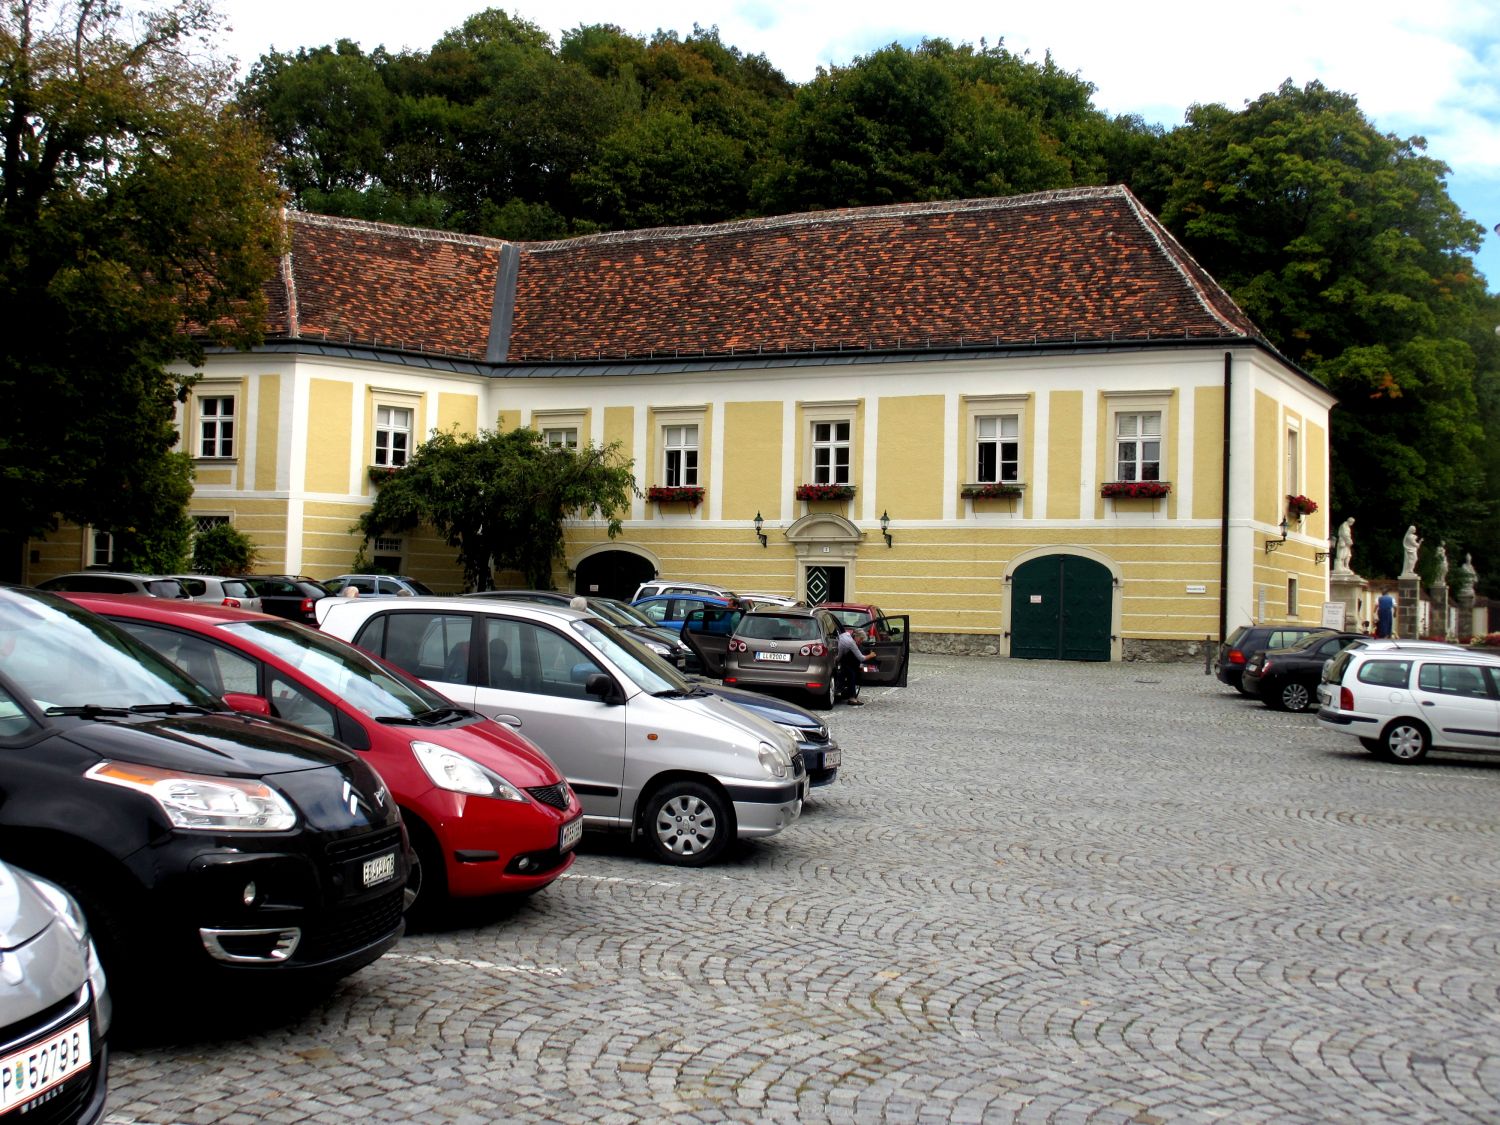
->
288, 210, 511, 252
519, 185, 1131, 253
1116, 192, 1249, 338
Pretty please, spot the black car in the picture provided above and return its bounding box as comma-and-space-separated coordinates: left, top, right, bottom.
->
1214, 623, 1335, 693
1240, 631, 1367, 712
0, 587, 410, 1023
240, 574, 330, 624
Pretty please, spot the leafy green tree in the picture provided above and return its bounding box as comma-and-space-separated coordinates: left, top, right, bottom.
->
1147, 81, 1490, 578
111, 452, 196, 573
358, 429, 637, 590
192, 521, 261, 576
1, 0, 283, 547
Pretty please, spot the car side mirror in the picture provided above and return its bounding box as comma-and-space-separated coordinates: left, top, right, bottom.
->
584, 673, 622, 705
222, 692, 273, 716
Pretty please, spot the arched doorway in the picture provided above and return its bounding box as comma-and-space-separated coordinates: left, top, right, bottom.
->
1010, 554, 1113, 661
572, 547, 659, 601
784, 511, 863, 605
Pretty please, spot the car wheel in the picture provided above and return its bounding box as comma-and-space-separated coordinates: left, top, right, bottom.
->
1276, 680, 1313, 713
402, 817, 447, 929
1380, 720, 1430, 764
642, 781, 731, 866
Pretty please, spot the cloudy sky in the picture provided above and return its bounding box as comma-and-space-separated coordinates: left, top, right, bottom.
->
212, 0, 1500, 292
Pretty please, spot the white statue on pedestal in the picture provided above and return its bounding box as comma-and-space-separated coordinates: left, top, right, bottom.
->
1434, 544, 1448, 587
1400, 525, 1421, 579
1333, 517, 1355, 573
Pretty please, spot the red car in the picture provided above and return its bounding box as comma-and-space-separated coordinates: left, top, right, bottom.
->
63, 595, 582, 917
821, 602, 900, 644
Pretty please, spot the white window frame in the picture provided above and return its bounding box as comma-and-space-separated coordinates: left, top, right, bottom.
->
373, 404, 413, 467
1285, 423, 1301, 498
965, 395, 1029, 486
662, 423, 699, 487
532, 410, 586, 451
197, 395, 236, 459
1114, 411, 1162, 482
87, 528, 113, 567
811, 419, 852, 485
1103, 392, 1172, 485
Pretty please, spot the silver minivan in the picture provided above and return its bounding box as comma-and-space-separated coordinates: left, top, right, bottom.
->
0, 860, 110, 1123
318, 597, 805, 865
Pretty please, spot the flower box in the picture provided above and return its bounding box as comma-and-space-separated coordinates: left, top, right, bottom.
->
647, 486, 705, 507
1101, 480, 1170, 499
1286, 494, 1318, 519
368, 465, 403, 486
795, 483, 856, 501
961, 482, 1024, 500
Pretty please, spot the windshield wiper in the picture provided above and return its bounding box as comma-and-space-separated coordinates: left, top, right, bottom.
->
129, 703, 214, 715
44, 704, 134, 719
651, 688, 694, 699
373, 706, 472, 726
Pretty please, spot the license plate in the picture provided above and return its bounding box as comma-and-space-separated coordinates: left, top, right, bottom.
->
755, 651, 792, 662
824, 749, 841, 768
559, 816, 583, 853
361, 850, 397, 888
0, 1017, 92, 1112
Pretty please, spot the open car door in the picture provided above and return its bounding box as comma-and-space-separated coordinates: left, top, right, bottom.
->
680, 606, 739, 678
862, 614, 910, 688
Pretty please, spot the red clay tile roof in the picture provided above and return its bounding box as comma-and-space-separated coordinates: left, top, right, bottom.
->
272, 187, 1264, 364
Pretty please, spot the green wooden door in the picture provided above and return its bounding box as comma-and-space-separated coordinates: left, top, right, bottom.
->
1010, 555, 1112, 661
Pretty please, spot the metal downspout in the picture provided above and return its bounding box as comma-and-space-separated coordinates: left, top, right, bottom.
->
1219, 351, 1232, 646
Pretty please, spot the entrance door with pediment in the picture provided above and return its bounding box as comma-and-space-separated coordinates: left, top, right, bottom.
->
783, 512, 863, 605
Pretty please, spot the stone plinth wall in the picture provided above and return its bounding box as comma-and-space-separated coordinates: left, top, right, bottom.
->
911, 633, 1207, 662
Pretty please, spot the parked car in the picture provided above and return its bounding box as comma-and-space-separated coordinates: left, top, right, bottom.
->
1240, 631, 1366, 712
632, 580, 738, 602
459, 592, 839, 783
35, 572, 189, 599
684, 605, 912, 710
318, 595, 806, 866
324, 574, 436, 598
1317, 640, 1500, 763
822, 602, 898, 643
167, 574, 263, 611
0, 859, 111, 1124
632, 594, 739, 634
1214, 623, 1336, 693
738, 592, 800, 610
65, 595, 582, 916
239, 575, 329, 624
0, 587, 410, 1021
466, 590, 693, 667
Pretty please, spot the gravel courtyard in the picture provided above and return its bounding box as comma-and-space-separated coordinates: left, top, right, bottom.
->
104, 655, 1500, 1124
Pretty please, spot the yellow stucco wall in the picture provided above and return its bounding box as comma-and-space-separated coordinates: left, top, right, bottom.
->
437, 392, 479, 437
1254, 390, 1280, 528
306, 380, 354, 494
876, 395, 944, 520
1192, 385, 1224, 521
603, 407, 633, 462
1046, 391, 1083, 520
723, 402, 783, 522
255, 374, 281, 493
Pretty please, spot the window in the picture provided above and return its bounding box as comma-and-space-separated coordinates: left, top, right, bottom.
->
1287, 578, 1298, 616
1358, 660, 1412, 688
663, 424, 698, 486
193, 515, 230, 535
89, 529, 113, 567
374, 406, 412, 467
1285, 426, 1300, 497
544, 428, 578, 450
198, 396, 235, 458
1115, 412, 1161, 481
118, 623, 259, 696
1418, 663, 1494, 699
976, 416, 1019, 483
812, 420, 851, 485
268, 672, 337, 739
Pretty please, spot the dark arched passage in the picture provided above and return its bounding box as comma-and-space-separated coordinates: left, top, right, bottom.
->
573, 549, 657, 601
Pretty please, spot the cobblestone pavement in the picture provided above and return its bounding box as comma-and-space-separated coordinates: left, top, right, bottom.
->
104, 656, 1500, 1124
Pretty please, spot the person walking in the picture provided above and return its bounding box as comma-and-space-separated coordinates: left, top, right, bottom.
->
1375, 591, 1396, 638
835, 626, 876, 705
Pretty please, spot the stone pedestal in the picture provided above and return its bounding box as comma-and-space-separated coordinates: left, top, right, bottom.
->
1329, 570, 1366, 631
1428, 584, 1449, 640
1457, 591, 1476, 641
1397, 577, 1421, 640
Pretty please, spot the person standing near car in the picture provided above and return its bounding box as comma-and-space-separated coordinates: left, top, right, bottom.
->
835, 626, 876, 705
1375, 590, 1396, 638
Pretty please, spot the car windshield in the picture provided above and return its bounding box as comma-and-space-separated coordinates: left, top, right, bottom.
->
608, 600, 659, 628
826, 608, 872, 628
584, 600, 639, 629
737, 614, 821, 642
0, 590, 221, 712
222, 620, 448, 719
572, 619, 693, 695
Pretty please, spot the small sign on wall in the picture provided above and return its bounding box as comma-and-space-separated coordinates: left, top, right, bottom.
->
1186, 584, 1207, 594
1320, 601, 1346, 629
1030, 594, 1043, 603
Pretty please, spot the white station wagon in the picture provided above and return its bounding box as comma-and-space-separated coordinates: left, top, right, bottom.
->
1317, 640, 1500, 763
319, 597, 805, 865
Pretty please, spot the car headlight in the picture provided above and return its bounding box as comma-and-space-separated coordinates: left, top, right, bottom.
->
757, 740, 791, 779
86, 761, 297, 831
27, 875, 109, 1030
775, 722, 811, 746
412, 741, 525, 801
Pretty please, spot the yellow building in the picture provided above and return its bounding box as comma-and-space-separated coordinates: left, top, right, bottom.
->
30, 187, 1334, 660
